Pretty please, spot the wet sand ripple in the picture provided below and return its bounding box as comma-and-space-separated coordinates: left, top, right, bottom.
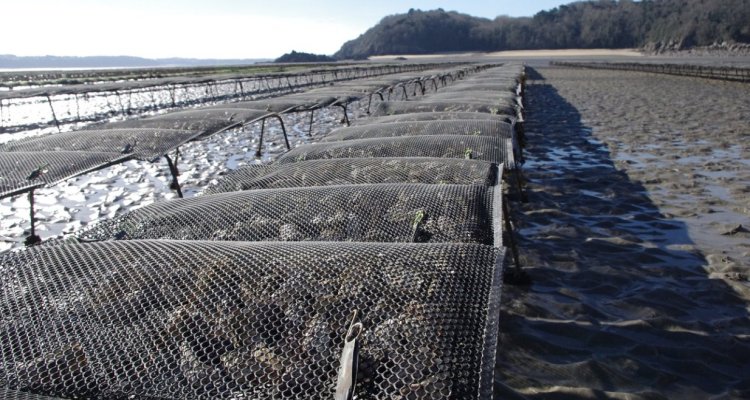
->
496, 67, 750, 399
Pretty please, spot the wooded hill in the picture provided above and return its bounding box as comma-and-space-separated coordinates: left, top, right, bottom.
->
334, 0, 750, 59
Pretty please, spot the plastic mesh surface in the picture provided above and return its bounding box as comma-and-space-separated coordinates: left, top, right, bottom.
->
78, 184, 499, 245
204, 158, 499, 194
354, 112, 517, 126
0, 388, 64, 400
152, 108, 272, 126
371, 101, 517, 117
426, 92, 518, 104
276, 135, 514, 168
99, 117, 231, 136
0, 128, 204, 162
209, 98, 336, 112
0, 151, 129, 198
101, 109, 273, 137
321, 120, 514, 142
0, 240, 504, 399
432, 84, 518, 93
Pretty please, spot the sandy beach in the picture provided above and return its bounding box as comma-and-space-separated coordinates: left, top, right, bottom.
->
496, 67, 750, 398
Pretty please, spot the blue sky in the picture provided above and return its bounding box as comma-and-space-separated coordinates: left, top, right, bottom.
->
4, 0, 568, 59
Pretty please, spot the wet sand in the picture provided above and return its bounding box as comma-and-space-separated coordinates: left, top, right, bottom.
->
496, 67, 750, 398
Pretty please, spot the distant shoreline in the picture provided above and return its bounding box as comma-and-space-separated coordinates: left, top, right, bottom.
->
369, 49, 644, 60
0, 55, 271, 71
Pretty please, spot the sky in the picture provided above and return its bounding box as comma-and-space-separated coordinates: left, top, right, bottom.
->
3, 0, 567, 59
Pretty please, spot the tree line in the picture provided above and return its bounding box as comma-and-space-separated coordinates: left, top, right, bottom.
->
334, 0, 750, 59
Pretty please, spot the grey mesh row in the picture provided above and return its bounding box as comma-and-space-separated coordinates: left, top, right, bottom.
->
0, 128, 204, 162
425, 92, 519, 104
203, 158, 500, 195
320, 120, 521, 167
124, 108, 273, 132
429, 84, 519, 93
0, 240, 503, 399
353, 111, 517, 126
0, 388, 63, 400
276, 135, 514, 168
321, 120, 514, 142
0, 63, 450, 101
77, 183, 500, 246
90, 117, 229, 136
205, 97, 337, 113
370, 101, 518, 118
0, 151, 130, 198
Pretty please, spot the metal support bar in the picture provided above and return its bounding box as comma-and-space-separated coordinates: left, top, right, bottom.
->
338, 104, 350, 126
45, 95, 61, 132
275, 115, 290, 150
502, 196, 521, 271
502, 195, 530, 285
514, 169, 527, 203
164, 154, 183, 198
115, 90, 127, 115
74, 94, 81, 120
24, 189, 42, 246
308, 109, 315, 136
256, 118, 265, 157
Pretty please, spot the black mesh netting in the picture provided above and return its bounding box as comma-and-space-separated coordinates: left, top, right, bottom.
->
275, 135, 514, 168
0, 240, 504, 399
208, 98, 336, 113
77, 183, 501, 246
429, 84, 518, 93
370, 101, 517, 118
98, 117, 231, 136
152, 109, 273, 134
204, 158, 499, 195
0, 151, 129, 198
321, 120, 514, 142
0, 128, 204, 162
99, 109, 274, 137
353, 112, 517, 126
425, 92, 518, 104
0, 388, 63, 400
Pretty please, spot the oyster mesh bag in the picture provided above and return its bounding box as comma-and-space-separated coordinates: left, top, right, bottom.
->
204, 158, 499, 195
0, 240, 504, 399
0, 151, 129, 198
321, 120, 513, 142
370, 101, 517, 118
275, 135, 513, 167
78, 183, 500, 246
0, 128, 204, 162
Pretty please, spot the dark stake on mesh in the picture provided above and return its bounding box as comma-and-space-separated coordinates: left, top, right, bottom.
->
411, 210, 431, 243
164, 154, 183, 198
121, 139, 137, 154
335, 311, 362, 400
